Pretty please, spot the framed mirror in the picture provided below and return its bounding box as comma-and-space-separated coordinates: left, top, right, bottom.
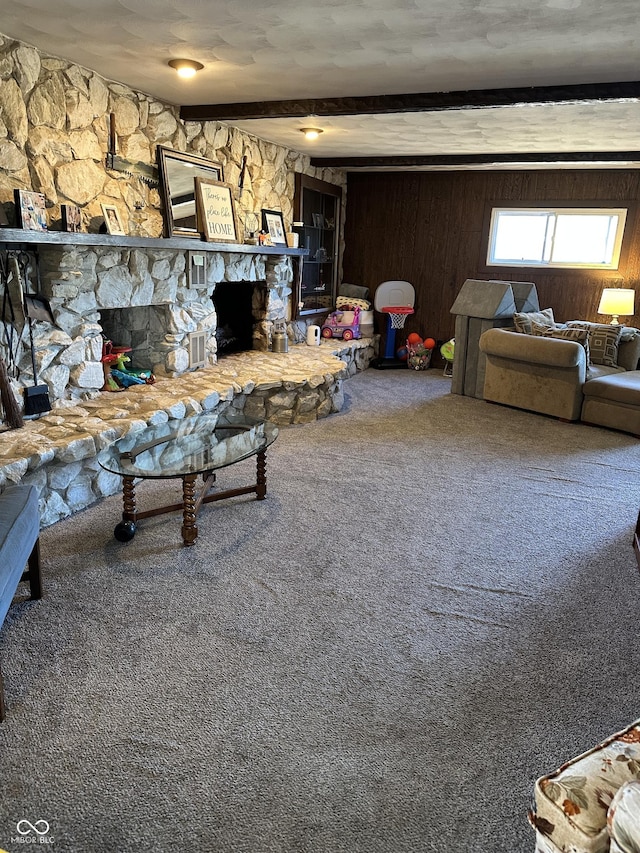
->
157, 146, 224, 238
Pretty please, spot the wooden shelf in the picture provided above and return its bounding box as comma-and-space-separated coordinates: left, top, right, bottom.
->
294, 175, 342, 316
0, 228, 309, 257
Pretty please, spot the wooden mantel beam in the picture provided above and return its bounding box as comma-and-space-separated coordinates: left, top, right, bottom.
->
180, 81, 640, 122
309, 151, 640, 169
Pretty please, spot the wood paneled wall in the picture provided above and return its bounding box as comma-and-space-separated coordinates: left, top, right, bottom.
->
343, 170, 640, 345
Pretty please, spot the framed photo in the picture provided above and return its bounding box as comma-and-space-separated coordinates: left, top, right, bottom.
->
195, 178, 239, 243
101, 203, 126, 235
61, 204, 82, 233
312, 212, 325, 229
14, 189, 48, 232
261, 209, 287, 246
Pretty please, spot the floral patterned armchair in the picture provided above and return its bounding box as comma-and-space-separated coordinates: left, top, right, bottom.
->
529, 719, 640, 853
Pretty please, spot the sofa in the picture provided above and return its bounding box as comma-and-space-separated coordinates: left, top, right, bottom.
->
529, 718, 640, 853
478, 309, 640, 429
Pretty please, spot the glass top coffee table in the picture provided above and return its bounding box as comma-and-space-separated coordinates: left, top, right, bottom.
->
97, 414, 278, 546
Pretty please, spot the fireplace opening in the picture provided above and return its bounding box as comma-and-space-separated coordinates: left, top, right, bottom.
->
100, 306, 158, 373
212, 280, 255, 355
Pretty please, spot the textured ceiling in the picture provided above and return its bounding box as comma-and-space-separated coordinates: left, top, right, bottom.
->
231, 102, 640, 160
3, 0, 640, 169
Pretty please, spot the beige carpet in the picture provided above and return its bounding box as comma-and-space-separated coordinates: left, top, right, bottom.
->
1, 370, 639, 853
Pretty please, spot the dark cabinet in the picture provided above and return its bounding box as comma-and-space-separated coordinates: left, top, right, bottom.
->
294, 174, 342, 316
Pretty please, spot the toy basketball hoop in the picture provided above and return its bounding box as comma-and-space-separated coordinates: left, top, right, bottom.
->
374, 281, 416, 368
382, 306, 414, 329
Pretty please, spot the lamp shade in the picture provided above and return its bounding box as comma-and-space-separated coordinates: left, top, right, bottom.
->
598, 288, 635, 322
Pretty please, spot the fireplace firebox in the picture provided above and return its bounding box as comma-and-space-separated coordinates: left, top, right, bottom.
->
212, 280, 258, 355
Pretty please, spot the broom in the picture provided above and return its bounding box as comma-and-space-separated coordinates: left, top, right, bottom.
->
0, 352, 23, 429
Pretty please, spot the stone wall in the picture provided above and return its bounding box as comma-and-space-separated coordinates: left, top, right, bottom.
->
31, 243, 294, 403
0, 31, 347, 410
0, 32, 345, 238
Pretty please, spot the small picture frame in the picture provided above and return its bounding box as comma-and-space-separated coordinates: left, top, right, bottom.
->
312, 212, 325, 229
261, 209, 287, 246
14, 189, 48, 232
61, 204, 82, 233
101, 203, 126, 235
195, 178, 239, 243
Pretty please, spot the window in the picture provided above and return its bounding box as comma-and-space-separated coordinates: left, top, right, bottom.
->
487, 207, 627, 269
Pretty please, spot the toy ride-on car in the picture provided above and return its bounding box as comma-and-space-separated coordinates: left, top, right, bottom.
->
321, 306, 361, 341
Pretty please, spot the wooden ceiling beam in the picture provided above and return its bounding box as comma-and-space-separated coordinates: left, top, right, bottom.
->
309, 151, 640, 168
180, 81, 640, 122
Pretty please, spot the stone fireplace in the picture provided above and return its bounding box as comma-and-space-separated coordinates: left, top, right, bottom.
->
3, 236, 296, 405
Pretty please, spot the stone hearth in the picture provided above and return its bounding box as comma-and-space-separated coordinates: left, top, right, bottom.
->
0, 338, 377, 528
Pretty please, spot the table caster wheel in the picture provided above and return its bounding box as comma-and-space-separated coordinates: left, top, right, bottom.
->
114, 520, 136, 542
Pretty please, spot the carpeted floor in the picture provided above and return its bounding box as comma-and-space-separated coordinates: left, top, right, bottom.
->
1, 369, 639, 853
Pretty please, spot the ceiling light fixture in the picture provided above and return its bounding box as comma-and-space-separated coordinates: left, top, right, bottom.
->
168, 58, 204, 79
300, 127, 323, 140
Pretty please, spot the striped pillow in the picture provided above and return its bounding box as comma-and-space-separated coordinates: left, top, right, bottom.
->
531, 321, 590, 365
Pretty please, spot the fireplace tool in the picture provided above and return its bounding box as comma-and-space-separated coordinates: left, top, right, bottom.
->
0, 255, 24, 428
10, 253, 52, 415
14, 251, 55, 324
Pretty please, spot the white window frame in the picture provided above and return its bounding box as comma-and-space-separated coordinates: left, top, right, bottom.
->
487, 207, 627, 269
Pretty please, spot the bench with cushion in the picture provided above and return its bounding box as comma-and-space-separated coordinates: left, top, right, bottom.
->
0, 484, 42, 721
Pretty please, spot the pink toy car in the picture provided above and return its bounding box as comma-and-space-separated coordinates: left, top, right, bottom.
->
321, 306, 361, 341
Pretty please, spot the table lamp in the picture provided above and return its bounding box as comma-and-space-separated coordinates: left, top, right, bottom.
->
597, 288, 635, 325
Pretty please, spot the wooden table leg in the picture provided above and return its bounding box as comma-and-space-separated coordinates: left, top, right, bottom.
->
181, 473, 198, 546
122, 475, 137, 522
113, 475, 138, 542
256, 448, 267, 500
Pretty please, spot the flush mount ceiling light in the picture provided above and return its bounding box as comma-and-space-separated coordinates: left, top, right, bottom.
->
168, 58, 204, 79
300, 127, 323, 140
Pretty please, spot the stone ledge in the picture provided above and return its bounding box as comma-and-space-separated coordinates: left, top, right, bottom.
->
0, 337, 378, 526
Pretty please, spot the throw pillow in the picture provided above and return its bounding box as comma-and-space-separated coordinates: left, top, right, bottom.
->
531, 321, 590, 365
338, 283, 370, 301
608, 781, 640, 853
529, 320, 567, 336
336, 296, 371, 311
513, 308, 555, 335
567, 321, 623, 367
620, 325, 640, 342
